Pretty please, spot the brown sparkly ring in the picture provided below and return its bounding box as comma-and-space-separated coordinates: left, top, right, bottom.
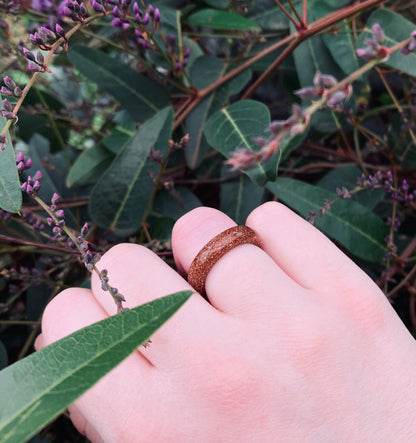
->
187, 226, 263, 295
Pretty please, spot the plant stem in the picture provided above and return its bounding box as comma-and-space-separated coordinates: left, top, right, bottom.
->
273, 0, 300, 28
174, 0, 385, 128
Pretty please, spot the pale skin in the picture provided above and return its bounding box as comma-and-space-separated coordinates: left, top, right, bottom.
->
35, 202, 416, 442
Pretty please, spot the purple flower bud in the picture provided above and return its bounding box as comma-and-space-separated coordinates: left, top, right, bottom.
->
80, 2, 87, 16
16, 152, 24, 162
39, 26, 56, 41
111, 17, 123, 27
154, 7, 160, 22
34, 170, 42, 180
23, 47, 36, 61
142, 12, 149, 25
25, 158, 32, 169
327, 90, 346, 107
356, 47, 376, 60
47, 217, 55, 226
21, 182, 27, 191
51, 192, 60, 204
28, 62, 42, 72
52, 226, 61, 234
17, 161, 25, 172
91, 0, 105, 12
62, 6, 72, 16
294, 86, 319, 99
112, 5, 120, 17
36, 51, 44, 64
30, 32, 44, 46
148, 4, 154, 16
1, 110, 15, 120
3, 98, 13, 111
1, 86, 12, 96
55, 24, 66, 38
14, 87, 22, 97
184, 47, 191, 58
3, 76, 16, 90
372, 23, 385, 44
33, 180, 41, 192
26, 184, 34, 195
133, 2, 140, 15
81, 222, 89, 237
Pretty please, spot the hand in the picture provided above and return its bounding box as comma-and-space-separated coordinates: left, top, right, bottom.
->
36, 202, 416, 442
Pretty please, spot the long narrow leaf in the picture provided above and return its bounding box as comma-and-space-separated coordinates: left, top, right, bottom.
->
0, 290, 192, 443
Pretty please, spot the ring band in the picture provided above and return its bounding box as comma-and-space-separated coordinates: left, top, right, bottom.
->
187, 226, 263, 295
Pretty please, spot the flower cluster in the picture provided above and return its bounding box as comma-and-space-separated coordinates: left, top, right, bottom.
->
1, 98, 16, 121
356, 23, 389, 61
294, 71, 353, 110
28, 24, 64, 51
21, 210, 45, 232
1, 76, 22, 98
60, 0, 88, 22
46, 193, 65, 238
99, 268, 126, 306
21, 172, 42, 198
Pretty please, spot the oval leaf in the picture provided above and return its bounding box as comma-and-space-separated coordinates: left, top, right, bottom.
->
187, 9, 261, 31
267, 178, 388, 262
205, 100, 277, 186
0, 290, 192, 443
0, 117, 21, 213
69, 45, 170, 122
89, 107, 173, 236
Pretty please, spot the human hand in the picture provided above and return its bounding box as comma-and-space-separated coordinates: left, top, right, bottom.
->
36, 202, 416, 442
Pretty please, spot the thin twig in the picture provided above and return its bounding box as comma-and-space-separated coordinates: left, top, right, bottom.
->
273, 0, 300, 28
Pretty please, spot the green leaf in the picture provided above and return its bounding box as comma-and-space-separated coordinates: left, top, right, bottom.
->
185, 56, 251, 169
67, 144, 114, 187
247, 0, 289, 31
0, 117, 21, 213
186, 9, 261, 31
0, 291, 192, 443
69, 45, 170, 122
89, 107, 173, 236
321, 22, 360, 75
220, 167, 264, 224
205, 100, 278, 186
267, 178, 388, 262
356, 9, 416, 77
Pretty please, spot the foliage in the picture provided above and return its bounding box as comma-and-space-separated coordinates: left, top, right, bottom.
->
0, 0, 416, 440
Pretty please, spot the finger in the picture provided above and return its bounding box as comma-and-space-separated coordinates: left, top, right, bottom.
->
40, 288, 155, 442
246, 202, 380, 295
172, 207, 304, 321
90, 244, 228, 367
